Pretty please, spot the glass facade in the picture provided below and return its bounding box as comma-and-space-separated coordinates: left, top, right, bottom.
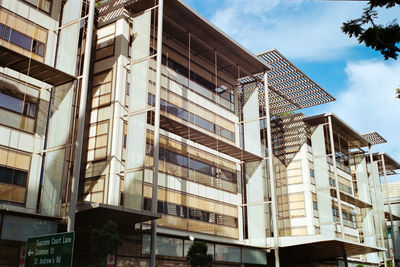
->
145, 133, 238, 193
143, 197, 238, 228
150, 48, 235, 109
148, 93, 235, 142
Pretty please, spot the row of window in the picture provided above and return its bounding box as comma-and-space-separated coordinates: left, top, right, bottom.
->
150, 49, 235, 104
332, 207, 356, 228
0, 23, 45, 57
148, 94, 235, 142
143, 198, 238, 228
146, 143, 236, 183
23, 0, 52, 14
328, 177, 353, 195
141, 234, 267, 264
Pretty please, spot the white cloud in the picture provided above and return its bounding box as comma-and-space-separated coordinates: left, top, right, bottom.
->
210, 0, 399, 62
318, 59, 400, 182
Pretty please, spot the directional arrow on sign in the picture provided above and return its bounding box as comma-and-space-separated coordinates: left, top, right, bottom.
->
27, 250, 34, 257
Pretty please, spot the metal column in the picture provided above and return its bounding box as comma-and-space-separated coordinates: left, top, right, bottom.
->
368, 146, 387, 264
150, 0, 164, 266
327, 115, 344, 239
264, 72, 280, 267
382, 154, 397, 264
67, 0, 95, 232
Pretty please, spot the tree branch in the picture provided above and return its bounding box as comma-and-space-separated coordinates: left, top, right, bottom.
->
366, 10, 386, 45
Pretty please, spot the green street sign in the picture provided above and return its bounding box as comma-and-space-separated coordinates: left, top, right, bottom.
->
25, 232, 74, 267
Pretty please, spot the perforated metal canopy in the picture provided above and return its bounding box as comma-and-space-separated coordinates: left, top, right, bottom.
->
257, 49, 335, 114
362, 132, 387, 145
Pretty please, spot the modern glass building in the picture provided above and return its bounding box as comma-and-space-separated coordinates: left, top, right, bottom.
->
0, 0, 397, 267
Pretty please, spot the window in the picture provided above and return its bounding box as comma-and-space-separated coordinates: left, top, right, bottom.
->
215, 244, 241, 263
0, 23, 45, 57
0, 89, 37, 133
0, 166, 27, 187
87, 121, 109, 161
91, 71, 112, 108
87, 70, 113, 162
125, 70, 131, 107
142, 234, 184, 257
95, 34, 115, 61
0, 91, 37, 118
83, 175, 105, 203
23, 0, 52, 13
0, 147, 30, 204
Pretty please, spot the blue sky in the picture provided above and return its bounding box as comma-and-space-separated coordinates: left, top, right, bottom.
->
185, 0, 400, 182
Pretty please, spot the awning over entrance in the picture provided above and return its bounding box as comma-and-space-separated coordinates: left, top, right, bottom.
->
0, 45, 76, 86
75, 201, 161, 232
278, 236, 384, 264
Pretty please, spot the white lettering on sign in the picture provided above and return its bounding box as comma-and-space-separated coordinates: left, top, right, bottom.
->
34, 256, 62, 265
63, 236, 72, 244
51, 237, 62, 245
35, 249, 49, 256
36, 240, 50, 247
39, 258, 52, 264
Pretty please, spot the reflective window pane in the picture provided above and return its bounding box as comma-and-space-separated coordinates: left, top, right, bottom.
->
242, 248, 267, 264
1, 215, 57, 242
184, 240, 214, 258
9, 29, 32, 50
0, 92, 23, 113
0, 166, 27, 187
142, 234, 183, 257
215, 244, 241, 262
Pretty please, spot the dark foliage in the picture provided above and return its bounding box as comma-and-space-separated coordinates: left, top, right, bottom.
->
90, 220, 124, 264
186, 241, 213, 267
342, 0, 400, 60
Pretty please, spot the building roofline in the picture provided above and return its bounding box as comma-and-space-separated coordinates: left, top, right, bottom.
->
304, 113, 370, 148
373, 152, 400, 173
175, 0, 270, 73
